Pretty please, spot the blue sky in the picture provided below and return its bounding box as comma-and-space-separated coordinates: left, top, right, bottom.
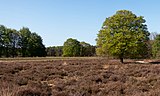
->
0, 0, 160, 46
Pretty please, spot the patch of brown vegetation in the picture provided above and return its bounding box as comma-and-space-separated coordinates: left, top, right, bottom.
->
0, 58, 160, 96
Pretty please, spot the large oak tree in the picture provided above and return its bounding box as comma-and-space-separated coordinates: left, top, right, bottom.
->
96, 10, 150, 63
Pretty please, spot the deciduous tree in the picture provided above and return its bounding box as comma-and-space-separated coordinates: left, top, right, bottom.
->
152, 34, 160, 58
63, 38, 81, 57
28, 32, 46, 57
19, 27, 31, 57
7, 29, 20, 57
0, 25, 6, 57
80, 42, 96, 56
96, 10, 150, 63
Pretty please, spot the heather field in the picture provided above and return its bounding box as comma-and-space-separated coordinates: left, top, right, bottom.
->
0, 57, 160, 96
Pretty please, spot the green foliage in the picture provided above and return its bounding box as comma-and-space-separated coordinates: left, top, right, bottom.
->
62, 39, 96, 57
46, 42, 96, 57
80, 42, 96, 56
96, 10, 150, 62
28, 33, 46, 57
0, 25, 46, 57
63, 38, 81, 57
6, 29, 20, 57
19, 27, 32, 57
19, 27, 46, 57
152, 35, 160, 58
0, 27, 21, 57
0, 25, 6, 57
46, 46, 63, 56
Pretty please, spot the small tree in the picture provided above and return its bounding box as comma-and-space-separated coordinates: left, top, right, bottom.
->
80, 42, 95, 56
96, 10, 150, 63
63, 38, 81, 57
152, 34, 160, 58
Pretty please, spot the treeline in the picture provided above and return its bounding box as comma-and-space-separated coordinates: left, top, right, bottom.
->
0, 24, 96, 58
46, 38, 96, 57
1, 10, 160, 59
46, 46, 63, 57
0, 25, 46, 57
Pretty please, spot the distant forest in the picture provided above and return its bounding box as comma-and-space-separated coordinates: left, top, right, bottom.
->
0, 25, 96, 57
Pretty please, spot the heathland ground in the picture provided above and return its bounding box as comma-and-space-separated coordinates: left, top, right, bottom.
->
0, 57, 160, 96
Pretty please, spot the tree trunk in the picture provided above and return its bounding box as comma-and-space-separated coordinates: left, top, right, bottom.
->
120, 57, 123, 63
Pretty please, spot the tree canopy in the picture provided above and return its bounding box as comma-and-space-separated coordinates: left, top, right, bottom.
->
62, 38, 96, 57
0, 25, 46, 57
80, 42, 96, 56
152, 35, 160, 58
96, 10, 150, 63
46, 46, 63, 56
63, 38, 81, 57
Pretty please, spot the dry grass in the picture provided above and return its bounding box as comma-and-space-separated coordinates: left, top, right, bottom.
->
0, 58, 160, 96
0, 82, 19, 96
